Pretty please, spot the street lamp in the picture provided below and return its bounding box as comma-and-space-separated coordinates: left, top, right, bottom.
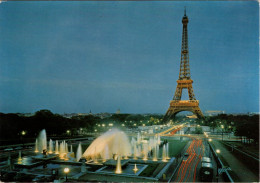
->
64, 167, 70, 181
21, 130, 26, 147
21, 131, 26, 135
221, 125, 224, 141
66, 130, 70, 136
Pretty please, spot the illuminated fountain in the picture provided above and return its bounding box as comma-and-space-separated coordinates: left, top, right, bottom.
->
83, 129, 131, 161
65, 143, 69, 153
55, 140, 59, 154
157, 134, 161, 145
76, 142, 82, 162
48, 139, 53, 154
59, 141, 65, 159
166, 143, 170, 159
115, 156, 122, 174
156, 144, 159, 160
103, 145, 109, 162
93, 147, 98, 163
133, 144, 137, 160
143, 143, 148, 161
17, 129, 175, 182
35, 139, 39, 153
18, 151, 22, 162
137, 132, 141, 144
36, 129, 47, 153
70, 144, 73, 153
162, 144, 167, 162
133, 163, 138, 173
153, 146, 157, 161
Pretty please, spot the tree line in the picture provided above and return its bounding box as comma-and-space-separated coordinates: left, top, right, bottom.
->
0, 110, 163, 142
200, 114, 259, 144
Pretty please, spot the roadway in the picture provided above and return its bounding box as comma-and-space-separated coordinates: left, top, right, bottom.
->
158, 125, 221, 182
174, 138, 203, 182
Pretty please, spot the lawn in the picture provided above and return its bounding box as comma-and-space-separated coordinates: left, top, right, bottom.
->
161, 137, 189, 157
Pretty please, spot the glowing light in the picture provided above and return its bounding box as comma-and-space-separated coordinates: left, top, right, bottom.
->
133, 164, 139, 172
115, 156, 122, 174
64, 167, 70, 173
208, 139, 212, 142
216, 149, 220, 154
21, 131, 26, 135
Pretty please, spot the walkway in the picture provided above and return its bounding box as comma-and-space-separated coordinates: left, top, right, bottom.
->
212, 140, 259, 182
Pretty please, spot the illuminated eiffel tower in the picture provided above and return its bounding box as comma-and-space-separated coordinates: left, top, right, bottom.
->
164, 9, 204, 121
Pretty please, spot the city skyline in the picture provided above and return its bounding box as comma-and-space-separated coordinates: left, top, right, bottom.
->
0, 1, 259, 114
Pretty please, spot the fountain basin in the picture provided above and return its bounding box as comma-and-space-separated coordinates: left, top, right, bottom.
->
96, 163, 147, 176
32, 154, 58, 161
103, 159, 129, 167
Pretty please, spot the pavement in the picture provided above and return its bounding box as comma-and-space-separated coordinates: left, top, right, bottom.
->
211, 140, 259, 182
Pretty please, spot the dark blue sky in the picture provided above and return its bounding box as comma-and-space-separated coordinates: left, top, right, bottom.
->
0, 1, 258, 114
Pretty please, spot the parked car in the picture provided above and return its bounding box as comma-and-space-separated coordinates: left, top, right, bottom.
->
183, 153, 189, 161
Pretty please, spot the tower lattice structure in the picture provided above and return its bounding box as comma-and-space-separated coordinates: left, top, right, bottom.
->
164, 10, 204, 121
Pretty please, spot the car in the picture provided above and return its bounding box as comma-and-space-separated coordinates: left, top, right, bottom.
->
183, 153, 189, 161
201, 157, 211, 164
199, 162, 213, 182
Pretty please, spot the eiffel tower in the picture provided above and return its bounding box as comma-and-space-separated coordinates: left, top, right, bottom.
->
164, 9, 204, 121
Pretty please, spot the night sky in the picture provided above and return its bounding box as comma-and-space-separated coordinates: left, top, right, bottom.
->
0, 1, 258, 114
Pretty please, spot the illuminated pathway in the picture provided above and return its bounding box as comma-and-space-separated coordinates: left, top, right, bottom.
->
174, 138, 204, 182
158, 124, 185, 136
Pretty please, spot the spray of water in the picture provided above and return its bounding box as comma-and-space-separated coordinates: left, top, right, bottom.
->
82, 129, 131, 159
76, 142, 82, 162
